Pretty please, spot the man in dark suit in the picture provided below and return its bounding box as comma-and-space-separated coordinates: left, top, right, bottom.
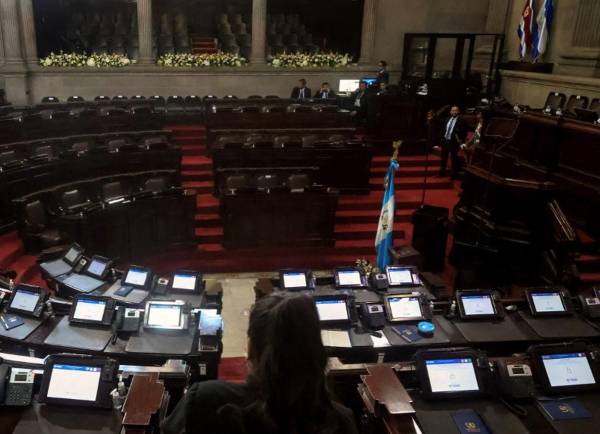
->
436, 105, 467, 178
351, 81, 368, 124
376, 60, 389, 85
314, 82, 336, 99
290, 79, 311, 99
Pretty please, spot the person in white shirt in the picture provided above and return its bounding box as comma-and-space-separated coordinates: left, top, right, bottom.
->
435, 105, 467, 178
290, 79, 312, 99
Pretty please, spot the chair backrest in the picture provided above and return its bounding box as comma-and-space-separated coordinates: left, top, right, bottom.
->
265, 95, 280, 99
113, 95, 128, 100
302, 135, 318, 147
71, 141, 90, 154
167, 95, 184, 104
149, 95, 165, 104
543, 92, 566, 111
247, 95, 263, 99
566, 95, 589, 113
0, 150, 19, 164
244, 134, 273, 148
95, 95, 111, 101
204, 95, 218, 100
225, 174, 248, 191
62, 189, 87, 208
288, 173, 311, 191
25, 200, 47, 227
42, 96, 60, 103
223, 95, 238, 99
185, 95, 202, 104
590, 98, 600, 113
131, 95, 146, 100
67, 95, 85, 102
144, 177, 167, 193
33, 145, 54, 159
102, 181, 125, 200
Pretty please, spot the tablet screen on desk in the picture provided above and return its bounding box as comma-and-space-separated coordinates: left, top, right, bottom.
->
386, 296, 422, 320
10, 288, 40, 313
386, 266, 414, 286
336, 269, 362, 287
73, 298, 107, 323
86, 258, 108, 278
425, 358, 480, 393
531, 291, 565, 313
172, 273, 198, 291
63, 246, 82, 265
124, 267, 149, 288
315, 299, 349, 322
542, 353, 596, 388
146, 302, 183, 328
461, 294, 496, 317
47, 364, 102, 402
282, 272, 308, 289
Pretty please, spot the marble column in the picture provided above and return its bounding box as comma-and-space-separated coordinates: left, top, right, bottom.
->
19, 0, 38, 66
251, 0, 267, 64
0, 0, 24, 65
485, 0, 510, 34
573, 0, 600, 47
359, 0, 378, 64
137, 0, 154, 64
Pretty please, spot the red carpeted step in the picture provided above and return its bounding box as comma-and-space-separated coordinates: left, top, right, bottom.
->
576, 254, 600, 273
335, 208, 413, 224
195, 227, 223, 244
195, 213, 222, 227
372, 155, 441, 168
371, 166, 435, 177
198, 243, 225, 253
580, 272, 600, 285
181, 170, 213, 182
338, 192, 422, 211
197, 193, 220, 212
0, 231, 24, 270
181, 145, 209, 156
370, 176, 453, 190
182, 155, 213, 170
335, 223, 406, 240
9, 255, 39, 283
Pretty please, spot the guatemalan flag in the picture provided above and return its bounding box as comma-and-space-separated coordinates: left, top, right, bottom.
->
375, 159, 399, 271
532, 0, 554, 61
517, 0, 534, 59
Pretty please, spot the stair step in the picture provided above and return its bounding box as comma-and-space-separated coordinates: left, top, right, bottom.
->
0, 232, 24, 270
181, 170, 213, 181
195, 213, 222, 227
370, 176, 453, 190
195, 227, 224, 244
182, 146, 209, 156
581, 272, 600, 284
336, 208, 413, 224
9, 255, 39, 283
182, 155, 213, 170
335, 223, 406, 240
372, 155, 441, 168
371, 166, 434, 177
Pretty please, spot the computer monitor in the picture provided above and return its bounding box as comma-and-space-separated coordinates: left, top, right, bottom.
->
334, 267, 365, 289
63, 244, 83, 266
144, 300, 189, 330
69, 296, 114, 326
122, 266, 150, 289
85, 256, 110, 279
169, 270, 202, 293
384, 294, 424, 321
530, 343, 599, 394
416, 350, 484, 399
279, 270, 312, 290
338, 79, 360, 93
38, 355, 117, 408
8, 285, 47, 318
456, 290, 499, 320
314, 298, 350, 325
526, 289, 569, 316
386, 266, 415, 287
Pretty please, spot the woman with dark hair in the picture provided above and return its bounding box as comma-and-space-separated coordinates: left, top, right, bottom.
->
161, 293, 358, 434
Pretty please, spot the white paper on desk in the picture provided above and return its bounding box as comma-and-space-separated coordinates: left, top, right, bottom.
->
321, 330, 352, 348
370, 333, 391, 348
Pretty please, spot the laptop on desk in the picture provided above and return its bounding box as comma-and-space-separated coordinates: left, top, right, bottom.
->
58, 255, 112, 293
39, 243, 83, 278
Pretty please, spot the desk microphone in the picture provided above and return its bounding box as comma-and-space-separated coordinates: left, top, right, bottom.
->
45, 300, 55, 318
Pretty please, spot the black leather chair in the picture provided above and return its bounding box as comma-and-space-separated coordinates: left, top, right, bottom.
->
288, 173, 311, 192
248, 95, 263, 99
166, 96, 185, 112
185, 95, 203, 113
203, 95, 219, 100
273, 135, 301, 149
265, 95, 280, 99
565, 95, 589, 115
21, 200, 63, 251
0, 150, 24, 169
142, 135, 169, 150
95, 95, 111, 101
42, 96, 60, 103
131, 95, 146, 100
101, 180, 130, 201
301, 135, 318, 147
113, 95, 129, 100
67, 95, 85, 102
107, 137, 136, 153
225, 174, 249, 193
256, 174, 280, 191
149, 95, 166, 112
223, 95, 238, 99
590, 98, 600, 113
244, 134, 273, 149
543, 92, 566, 111
216, 135, 245, 148
61, 188, 91, 213
30, 145, 55, 161
143, 177, 168, 194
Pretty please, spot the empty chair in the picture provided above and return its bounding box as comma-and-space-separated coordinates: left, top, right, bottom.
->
21, 200, 63, 251
107, 137, 136, 152
203, 95, 218, 100
149, 95, 166, 112
244, 134, 273, 149
273, 135, 301, 149
0, 150, 23, 168
256, 174, 280, 191
61, 189, 90, 211
185, 95, 203, 112
565, 95, 589, 114
30, 145, 55, 161
95, 95, 111, 101
70, 141, 91, 156
328, 134, 347, 146
543, 92, 566, 112
225, 174, 249, 193
216, 135, 245, 148
42, 96, 60, 103
67, 95, 85, 102
262, 105, 286, 113
242, 106, 260, 112
142, 135, 169, 149
166, 95, 185, 112
143, 177, 168, 193
131, 95, 146, 100
223, 95, 238, 99
248, 95, 263, 99
301, 135, 318, 147
101, 181, 125, 201
288, 174, 311, 192
113, 95, 128, 100
265, 95, 280, 99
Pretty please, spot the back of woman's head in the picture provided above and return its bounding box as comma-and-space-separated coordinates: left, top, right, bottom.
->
246, 293, 338, 433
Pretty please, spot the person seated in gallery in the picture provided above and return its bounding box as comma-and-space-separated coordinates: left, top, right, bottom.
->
314, 82, 336, 99
350, 81, 368, 123
376, 60, 389, 85
161, 293, 358, 434
290, 78, 312, 100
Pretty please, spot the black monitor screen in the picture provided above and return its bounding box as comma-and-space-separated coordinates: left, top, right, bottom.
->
282, 272, 308, 289
87, 259, 108, 278
10, 288, 40, 313
73, 299, 107, 322
124, 267, 148, 287
171, 273, 197, 291
531, 291, 566, 313
46, 364, 102, 402
387, 267, 414, 286
336, 270, 362, 287
460, 294, 495, 317
64, 247, 80, 264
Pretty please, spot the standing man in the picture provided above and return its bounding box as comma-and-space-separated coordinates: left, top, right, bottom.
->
436, 105, 466, 179
376, 60, 389, 85
315, 82, 336, 99
351, 81, 368, 124
291, 78, 312, 99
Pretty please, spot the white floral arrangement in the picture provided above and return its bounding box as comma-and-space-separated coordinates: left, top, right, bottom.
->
157, 52, 247, 67
39, 52, 133, 68
268, 52, 352, 68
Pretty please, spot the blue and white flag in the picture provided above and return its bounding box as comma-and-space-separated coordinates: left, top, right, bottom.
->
375, 159, 399, 271
532, 0, 554, 61
517, 0, 534, 59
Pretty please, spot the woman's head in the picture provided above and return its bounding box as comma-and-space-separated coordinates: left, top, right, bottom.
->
246, 293, 334, 431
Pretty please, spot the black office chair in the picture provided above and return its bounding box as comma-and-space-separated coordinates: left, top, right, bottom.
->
256, 174, 280, 191
30, 145, 55, 161
185, 95, 203, 112
42, 96, 60, 103
265, 95, 280, 99
288, 173, 311, 192
248, 95, 263, 99
262, 105, 286, 113
95, 95, 111, 101
166, 95, 185, 112
225, 174, 249, 194
61, 189, 91, 212
107, 137, 136, 153
101, 181, 127, 201
216, 135, 245, 149
223, 95, 238, 99
301, 135, 318, 147
273, 135, 300, 149
70, 141, 91, 156
590, 98, 600, 113
203, 95, 219, 100
22, 200, 63, 251
131, 95, 146, 100
565, 95, 589, 114
328, 134, 347, 145
244, 134, 273, 149
143, 177, 168, 194
149, 95, 166, 112
142, 135, 169, 150
543, 92, 566, 111
113, 95, 129, 100
67, 95, 85, 102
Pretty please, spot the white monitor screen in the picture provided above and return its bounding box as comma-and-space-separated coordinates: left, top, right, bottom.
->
461, 295, 495, 316
339, 79, 360, 93
542, 353, 596, 388
10, 289, 40, 312
282, 272, 307, 289
87, 259, 108, 278
47, 364, 102, 401
425, 358, 480, 393
73, 299, 106, 322
172, 273, 197, 291
387, 267, 414, 286
124, 268, 148, 287
147, 303, 182, 328
531, 292, 565, 313
315, 300, 349, 322
64, 247, 80, 264
337, 270, 362, 287
388, 296, 423, 320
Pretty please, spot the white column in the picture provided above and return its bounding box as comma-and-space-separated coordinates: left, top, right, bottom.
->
359, 0, 378, 64
251, 0, 267, 64
137, 0, 154, 64
0, 0, 24, 65
19, 0, 38, 66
